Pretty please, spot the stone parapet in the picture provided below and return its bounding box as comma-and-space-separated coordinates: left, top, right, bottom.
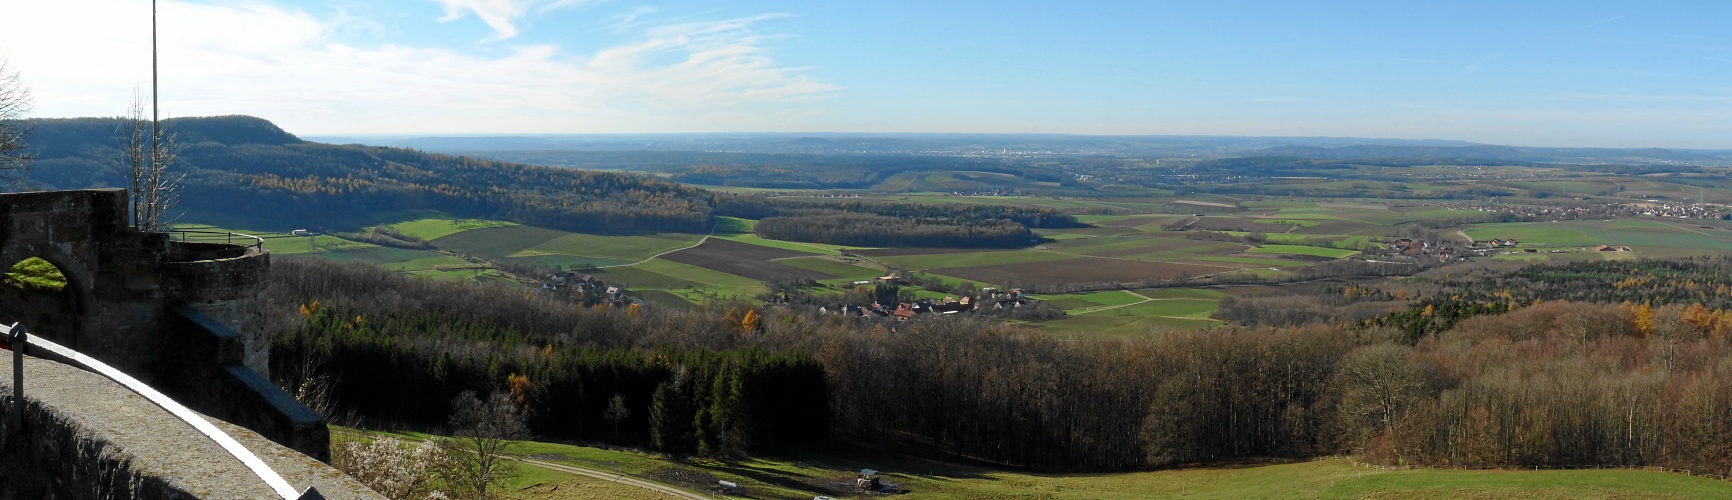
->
0, 354, 381, 499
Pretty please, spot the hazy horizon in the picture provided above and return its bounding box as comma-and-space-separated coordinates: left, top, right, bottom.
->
5, 1, 1732, 148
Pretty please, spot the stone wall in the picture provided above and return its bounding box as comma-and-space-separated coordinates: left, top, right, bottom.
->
0, 189, 324, 460
0, 354, 381, 499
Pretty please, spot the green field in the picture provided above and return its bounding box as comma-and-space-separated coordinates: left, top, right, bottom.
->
389, 217, 516, 240
777, 256, 884, 279
352, 418, 1732, 500
1197, 255, 1298, 267
874, 249, 1073, 270
635, 258, 768, 302
1466, 219, 1732, 255
1249, 244, 1359, 258
1035, 290, 1149, 312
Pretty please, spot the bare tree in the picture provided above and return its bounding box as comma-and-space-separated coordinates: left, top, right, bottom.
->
604, 392, 630, 441
333, 435, 456, 500
113, 90, 183, 231
445, 391, 529, 500
0, 56, 30, 185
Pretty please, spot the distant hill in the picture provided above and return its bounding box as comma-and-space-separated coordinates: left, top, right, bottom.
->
1253, 144, 1732, 166
21, 116, 717, 233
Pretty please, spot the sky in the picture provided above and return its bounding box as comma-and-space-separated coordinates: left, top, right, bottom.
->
3, 0, 1732, 148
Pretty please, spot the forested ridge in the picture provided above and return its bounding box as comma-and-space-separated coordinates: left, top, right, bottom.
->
271, 257, 1732, 475
26, 116, 716, 233
21, 116, 1079, 241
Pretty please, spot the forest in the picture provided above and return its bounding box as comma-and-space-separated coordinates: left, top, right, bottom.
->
269, 256, 1732, 475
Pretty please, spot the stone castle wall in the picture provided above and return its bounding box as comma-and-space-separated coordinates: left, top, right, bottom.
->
0, 189, 338, 497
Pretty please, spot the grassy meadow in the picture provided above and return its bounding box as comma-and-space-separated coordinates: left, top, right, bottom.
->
343, 427, 1732, 500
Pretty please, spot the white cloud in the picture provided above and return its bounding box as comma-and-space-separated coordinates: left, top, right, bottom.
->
431, 0, 595, 40
431, 0, 533, 39
0, 0, 835, 134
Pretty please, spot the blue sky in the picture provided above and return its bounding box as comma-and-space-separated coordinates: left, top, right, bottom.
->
3, 0, 1732, 147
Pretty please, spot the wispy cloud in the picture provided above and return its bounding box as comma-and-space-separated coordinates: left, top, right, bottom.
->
431, 0, 537, 39
1581, 15, 1624, 29
431, 0, 599, 40
0, 0, 836, 134
1457, 13, 1627, 77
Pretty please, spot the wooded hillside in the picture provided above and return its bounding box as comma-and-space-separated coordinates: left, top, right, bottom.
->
269, 256, 1732, 474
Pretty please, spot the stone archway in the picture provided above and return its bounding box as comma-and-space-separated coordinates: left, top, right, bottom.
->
0, 255, 86, 350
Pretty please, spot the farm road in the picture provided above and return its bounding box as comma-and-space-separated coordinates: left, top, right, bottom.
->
601, 222, 717, 269
512, 456, 706, 500
1068, 290, 1216, 319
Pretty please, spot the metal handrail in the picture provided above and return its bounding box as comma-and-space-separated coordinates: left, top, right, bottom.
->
169, 230, 266, 250
1, 322, 321, 499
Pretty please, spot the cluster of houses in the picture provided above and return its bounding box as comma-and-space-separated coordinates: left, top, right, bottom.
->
1386, 238, 1463, 261
818, 288, 1030, 321
1422, 202, 1635, 221
1386, 236, 1635, 262
1635, 201, 1731, 220
538, 271, 626, 300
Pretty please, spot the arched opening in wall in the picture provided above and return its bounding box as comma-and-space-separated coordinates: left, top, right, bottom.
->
4, 257, 68, 293
0, 257, 80, 345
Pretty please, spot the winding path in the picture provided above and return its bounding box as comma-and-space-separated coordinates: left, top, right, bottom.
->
511, 456, 709, 500
600, 222, 719, 269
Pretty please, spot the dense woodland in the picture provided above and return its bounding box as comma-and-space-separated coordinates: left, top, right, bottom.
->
268, 256, 1732, 475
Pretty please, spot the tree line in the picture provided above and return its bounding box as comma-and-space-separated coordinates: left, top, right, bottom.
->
269, 256, 1732, 475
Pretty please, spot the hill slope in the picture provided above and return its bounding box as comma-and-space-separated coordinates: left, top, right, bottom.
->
22, 116, 716, 233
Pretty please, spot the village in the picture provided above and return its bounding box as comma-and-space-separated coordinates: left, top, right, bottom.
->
1382, 235, 1633, 263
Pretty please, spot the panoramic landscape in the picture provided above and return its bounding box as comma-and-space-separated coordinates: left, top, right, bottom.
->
6, 1, 1732, 499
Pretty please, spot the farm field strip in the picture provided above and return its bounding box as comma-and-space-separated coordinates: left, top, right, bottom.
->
659, 238, 832, 282
927, 256, 1226, 288
510, 232, 703, 262
712, 232, 850, 255
774, 256, 884, 280
634, 258, 768, 300
873, 249, 1073, 270
389, 217, 516, 240
1249, 244, 1359, 258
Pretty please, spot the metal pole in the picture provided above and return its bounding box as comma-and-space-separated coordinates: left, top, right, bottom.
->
7, 323, 24, 435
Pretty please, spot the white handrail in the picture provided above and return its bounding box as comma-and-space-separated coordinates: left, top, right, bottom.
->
3, 322, 316, 499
